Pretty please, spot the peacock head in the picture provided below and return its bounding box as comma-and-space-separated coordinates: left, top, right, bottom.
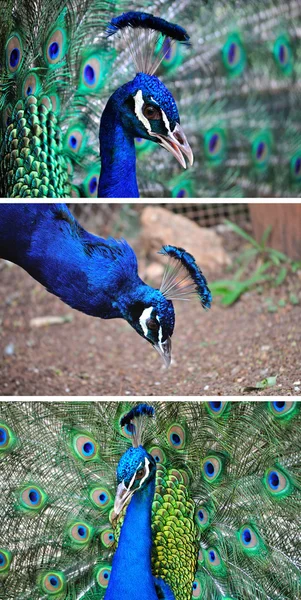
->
105, 12, 193, 169
125, 289, 175, 368
115, 72, 193, 169
113, 405, 156, 516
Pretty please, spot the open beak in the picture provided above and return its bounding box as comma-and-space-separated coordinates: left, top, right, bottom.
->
154, 337, 172, 368
153, 123, 193, 169
112, 481, 134, 519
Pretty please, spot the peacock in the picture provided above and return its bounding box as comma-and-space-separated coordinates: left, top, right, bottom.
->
0, 401, 300, 600
1, 0, 301, 198
0, 203, 212, 366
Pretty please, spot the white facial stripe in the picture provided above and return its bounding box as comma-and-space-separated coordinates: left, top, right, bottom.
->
161, 108, 172, 134
139, 306, 153, 337
158, 326, 163, 344
134, 90, 151, 132
139, 457, 150, 488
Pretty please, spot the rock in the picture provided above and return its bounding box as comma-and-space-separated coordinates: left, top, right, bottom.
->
4, 342, 15, 356
144, 262, 165, 282
140, 207, 230, 273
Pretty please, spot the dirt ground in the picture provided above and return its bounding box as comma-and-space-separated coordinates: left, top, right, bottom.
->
1, 252, 300, 397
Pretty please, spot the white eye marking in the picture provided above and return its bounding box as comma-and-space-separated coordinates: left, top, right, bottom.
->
158, 326, 163, 344
160, 108, 172, 134
133, 90, 151, 132
139, 457, 150, 487
139, 306, 153, 337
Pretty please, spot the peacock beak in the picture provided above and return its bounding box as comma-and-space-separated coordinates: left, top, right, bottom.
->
113, 481, 135, 517
154, 337, 172, 368
153, 123, 193, 169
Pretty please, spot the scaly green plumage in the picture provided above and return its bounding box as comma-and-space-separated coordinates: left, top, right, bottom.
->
0, 401, 300, 600
1, 0, 301, 197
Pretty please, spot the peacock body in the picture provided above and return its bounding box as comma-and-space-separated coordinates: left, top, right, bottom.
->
1, 0, 301, 198
0, 203, 212, 366
0, 401, 300, 600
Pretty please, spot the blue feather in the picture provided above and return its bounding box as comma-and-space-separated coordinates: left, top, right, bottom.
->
106, 11, 190, 45
120, 404, 155, 428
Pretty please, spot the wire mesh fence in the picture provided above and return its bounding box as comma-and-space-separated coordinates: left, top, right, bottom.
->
68, 203, 250, 232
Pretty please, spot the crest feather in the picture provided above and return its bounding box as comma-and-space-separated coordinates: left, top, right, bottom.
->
106, 11, 190, 76
159, 245, 212, 309
120, 404, 155, 448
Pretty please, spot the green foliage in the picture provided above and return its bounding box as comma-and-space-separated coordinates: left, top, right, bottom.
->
211, 220, 300, 306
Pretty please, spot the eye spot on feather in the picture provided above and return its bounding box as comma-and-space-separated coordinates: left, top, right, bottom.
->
149, 446, 166, 464
273, 36, 293, 75
18, 484, 47, 512
95, 565, 111, 588
84, 64, 95, 84
167, 424, 186, 449
72, 434, 98, 461
65, 127, 85, 155
119, 412, 136, 440
171, 180, 193, 198
290, 154, 301, 183
196, 506, 210, 530
192, 577, 202, 598
22, 73, 41, 99
201, 456, 222, 482
264, 467, 292, 497
270, 400, 296, 418
79, 54, 107, 92
207, 401, 227, 416
252, 132, 272, 171
222, 33, 246, 76
89, 176, 97, 195
101, 529, 115, 548
205, 547, 224, 572
209, 549, 219, 564
41, 571, 65, 594
45, 28, 67, 65
241, 527, 257, 548
237, 524, 263, 554
0, 423, 16, 453
0, 550, 12, 574
69, 522, 93, 546
204, 128, 226, 164
6, 34, 23, 73
90, 486, 113, 510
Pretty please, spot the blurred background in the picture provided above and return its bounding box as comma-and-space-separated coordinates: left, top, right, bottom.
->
1, 203, 300, 396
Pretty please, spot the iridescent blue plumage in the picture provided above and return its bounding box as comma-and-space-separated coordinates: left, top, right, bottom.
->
97, 11, 193, 197
0, 204, 210, 365
106, 405, 176, 600
98, 73, 182, 197
106, 12, 190, 45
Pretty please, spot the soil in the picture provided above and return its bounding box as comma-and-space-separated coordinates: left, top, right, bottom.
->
1, 248, 300, 397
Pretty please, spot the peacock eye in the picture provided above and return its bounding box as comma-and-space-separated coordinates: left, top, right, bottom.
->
146, 318, 159, 331
142, 104, 160, 120
135, 468, 145, 480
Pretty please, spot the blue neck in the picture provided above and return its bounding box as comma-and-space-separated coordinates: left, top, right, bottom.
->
105, 478, 158, 600
98, 90, 139, 198
0, 204, 140, 320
